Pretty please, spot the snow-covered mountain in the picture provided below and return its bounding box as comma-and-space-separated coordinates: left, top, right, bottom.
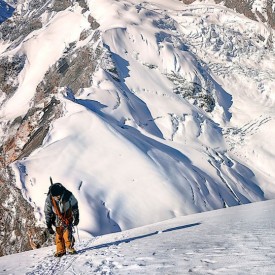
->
1, 200, 275, 274
0, 0, 275, 255
181, 0, 275, 29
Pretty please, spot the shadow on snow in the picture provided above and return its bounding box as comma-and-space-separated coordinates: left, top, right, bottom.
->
77, 222, 201, 253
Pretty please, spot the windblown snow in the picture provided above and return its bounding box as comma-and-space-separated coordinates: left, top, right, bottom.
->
1, 0, 275, 239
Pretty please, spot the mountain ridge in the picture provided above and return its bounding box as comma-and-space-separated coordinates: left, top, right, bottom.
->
0, 0, 275, 256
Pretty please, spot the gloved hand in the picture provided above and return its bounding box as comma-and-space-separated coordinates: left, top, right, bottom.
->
72, 209, 79, 226
47, 224, 55, 234
73, 218, 79, 226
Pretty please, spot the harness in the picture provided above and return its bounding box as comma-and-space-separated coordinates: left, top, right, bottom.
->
51, 196, 72, 227
51, 196, 75, 248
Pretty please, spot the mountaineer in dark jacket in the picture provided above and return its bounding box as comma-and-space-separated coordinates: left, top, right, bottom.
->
44, 182, 79, 257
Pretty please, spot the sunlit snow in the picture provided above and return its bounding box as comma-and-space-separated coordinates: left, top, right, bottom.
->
1, 200, 275, 274
1, 0, 275, 241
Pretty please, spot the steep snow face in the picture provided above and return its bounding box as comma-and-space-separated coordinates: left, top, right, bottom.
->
0, 0, 275, 240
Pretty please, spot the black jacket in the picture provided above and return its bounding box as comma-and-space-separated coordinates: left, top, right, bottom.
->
44, 188, 79, 227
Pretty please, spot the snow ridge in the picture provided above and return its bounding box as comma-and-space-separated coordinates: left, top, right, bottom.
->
0, 0, 275, 253
2, 200, 275, 274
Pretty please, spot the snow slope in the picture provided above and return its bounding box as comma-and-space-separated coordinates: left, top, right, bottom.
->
1, 199, 275, 274
0, 0, 275, 240
0, 5, 89, 119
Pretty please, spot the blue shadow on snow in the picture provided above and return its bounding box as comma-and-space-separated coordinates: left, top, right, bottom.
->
104, 43, 164, 139
77, 222, 201, 254
0, 0, 15, 23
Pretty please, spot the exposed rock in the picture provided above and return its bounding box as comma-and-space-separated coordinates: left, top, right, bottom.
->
88, 15, 100, 30
2, 97, 62, 165
0, 94, 62, 256
266, 0, 275, 29
0, 55, 26, 105
51, 0, 72, 12
36, 34, 102, 95
51, 0, 89, 12
0, 168, 54, 256
0, 5, 44, 42
167, 72, 215, 112
214, 0, 257, 21
0, 0, 100, 257
1, 0, 272, 257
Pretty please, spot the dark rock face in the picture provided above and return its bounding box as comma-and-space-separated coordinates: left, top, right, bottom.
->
0, 97, 62, 255
0, 171, 54, 256
266, 0, 275, 29
0, 55, 26, 107
37, 43, 101, 96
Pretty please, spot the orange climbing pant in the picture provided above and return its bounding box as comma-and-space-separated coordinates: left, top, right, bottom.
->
55, 227, 74, 254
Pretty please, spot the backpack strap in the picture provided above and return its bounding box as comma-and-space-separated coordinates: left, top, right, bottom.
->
51, 197, 71, 226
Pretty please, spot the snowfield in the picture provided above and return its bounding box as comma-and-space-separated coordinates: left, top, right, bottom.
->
1, 200, 275, 274
0, 0, 275, 254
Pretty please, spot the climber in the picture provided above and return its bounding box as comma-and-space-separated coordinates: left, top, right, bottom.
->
44, 182, 79, 257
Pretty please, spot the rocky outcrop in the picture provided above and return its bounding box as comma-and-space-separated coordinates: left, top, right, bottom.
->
2, 97, 62, 165
36, 41, 102, 96
0, 0, 101, 256
0, 169, 54, 256
0, 95, 62, 255
266, 0, 275, 29
0, 55, 26, 107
